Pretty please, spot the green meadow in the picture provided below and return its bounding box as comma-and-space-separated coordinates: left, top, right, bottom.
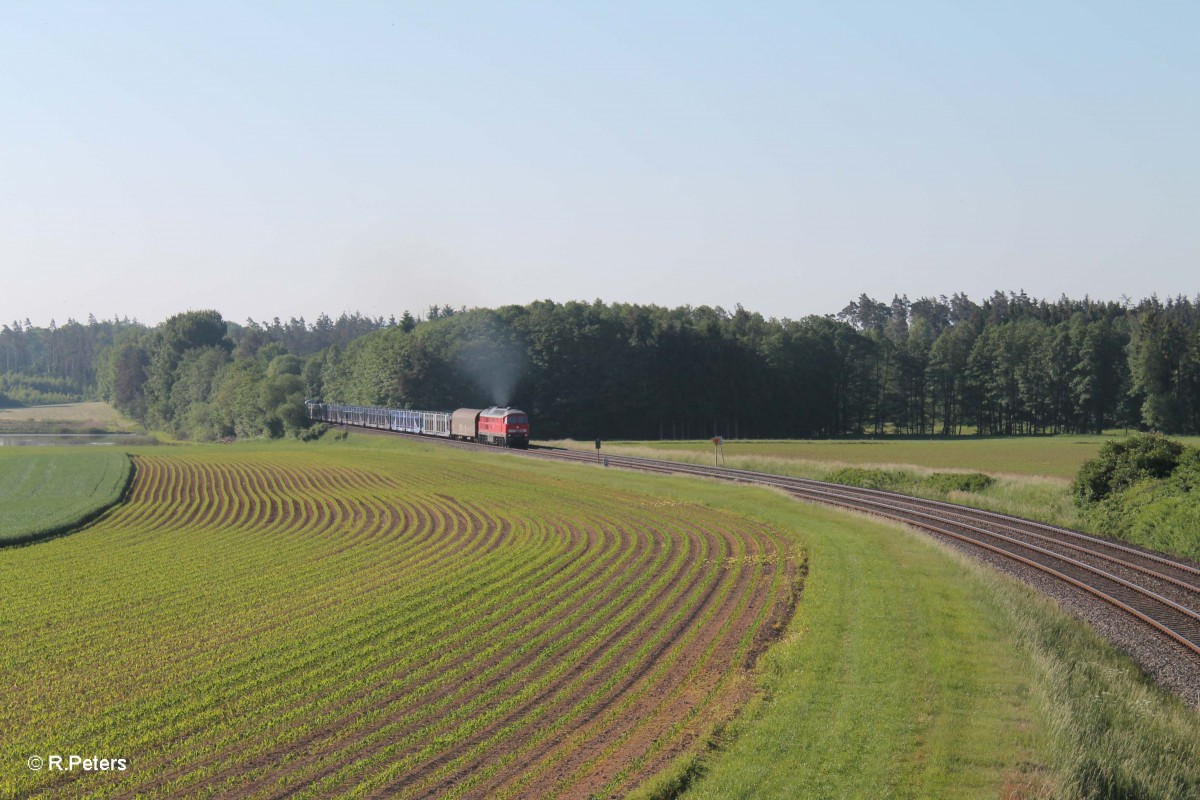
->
589, 435, 1200, 480
0, 448, 131, 545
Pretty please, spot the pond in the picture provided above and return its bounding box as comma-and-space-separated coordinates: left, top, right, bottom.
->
0, 433, 155, 447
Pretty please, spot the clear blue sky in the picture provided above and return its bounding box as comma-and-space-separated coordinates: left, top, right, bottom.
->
2, 1, 1196, 327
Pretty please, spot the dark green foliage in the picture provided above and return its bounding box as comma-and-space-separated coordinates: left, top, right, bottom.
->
1070, 433, 1185, 505
227, 312, 389, 357
1, 316, 145, 398
156, 310, 229, 355
316, 301, 882, 439
825, 467, 910, 491
920, 472, 994, 493
111, 343, 150, 417
142, 311, 231, 430
1171, 447, 1200, 493
309, 292, 1200, 439
93, 311, 313, 441
1072, 436, 1200, 560
1127, 299, 1200, 434
0, 373, 86, 405
296, 422, 330, 441
5, 291, 1200, 439
1080, 447, 1200, 561
267, 354, 303, 377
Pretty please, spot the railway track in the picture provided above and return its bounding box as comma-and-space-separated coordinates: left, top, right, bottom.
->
340, 426, 1200, 695
526, 445, 1200, 662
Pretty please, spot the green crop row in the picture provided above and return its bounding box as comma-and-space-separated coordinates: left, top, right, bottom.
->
2, 444, 794, 799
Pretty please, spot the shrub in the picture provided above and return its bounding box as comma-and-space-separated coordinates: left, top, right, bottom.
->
297, 422, 330, 442
1076, 439, 1200, 560
1084, 477, 1200, 562
1070, 433, 1185, 505
826, 467, 908, 491
921, 472, 994, 493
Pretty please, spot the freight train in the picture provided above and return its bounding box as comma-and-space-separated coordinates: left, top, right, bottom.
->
306, 401, 531, 449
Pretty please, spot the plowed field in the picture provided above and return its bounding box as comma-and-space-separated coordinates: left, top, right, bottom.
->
2, 446, 799, 799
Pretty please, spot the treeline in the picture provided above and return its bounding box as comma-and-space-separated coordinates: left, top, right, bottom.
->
3, 292, 1199, 440
313, 292, 1200, 439
0, 373, 89, 407
307, 292, 1200, 441
0, 313, 391, 408
834, 291, 1199, 436
0, 316, 143, 398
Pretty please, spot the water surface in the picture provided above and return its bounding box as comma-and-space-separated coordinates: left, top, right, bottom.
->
0, 433, 150, 447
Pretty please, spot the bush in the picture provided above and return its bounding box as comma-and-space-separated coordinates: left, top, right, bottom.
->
1169, 447, 1200, 494
1075, 439, 1200, 560
1070, 433, 1184, 505
297, 422, 330, 442
827, 467, 995, 496
825, 467, 909, 491
1085, 480, 1200, 561
921, 472, 994, 493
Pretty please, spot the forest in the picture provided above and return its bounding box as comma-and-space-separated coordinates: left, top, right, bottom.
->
1, 291, 1198, 440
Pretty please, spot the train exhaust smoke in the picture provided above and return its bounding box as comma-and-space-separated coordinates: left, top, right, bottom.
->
456, 337, 527, 407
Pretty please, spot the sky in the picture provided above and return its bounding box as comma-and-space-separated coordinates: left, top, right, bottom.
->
1, 1, 1197, 328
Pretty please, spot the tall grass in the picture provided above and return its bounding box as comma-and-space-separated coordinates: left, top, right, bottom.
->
982, 552, 1200, 798
0, 401, 142, 433
568, 440, 1089, 532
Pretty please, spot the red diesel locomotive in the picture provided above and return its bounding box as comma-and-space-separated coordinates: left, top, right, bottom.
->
308, 402, 531, 449
451, 407, 530, 448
